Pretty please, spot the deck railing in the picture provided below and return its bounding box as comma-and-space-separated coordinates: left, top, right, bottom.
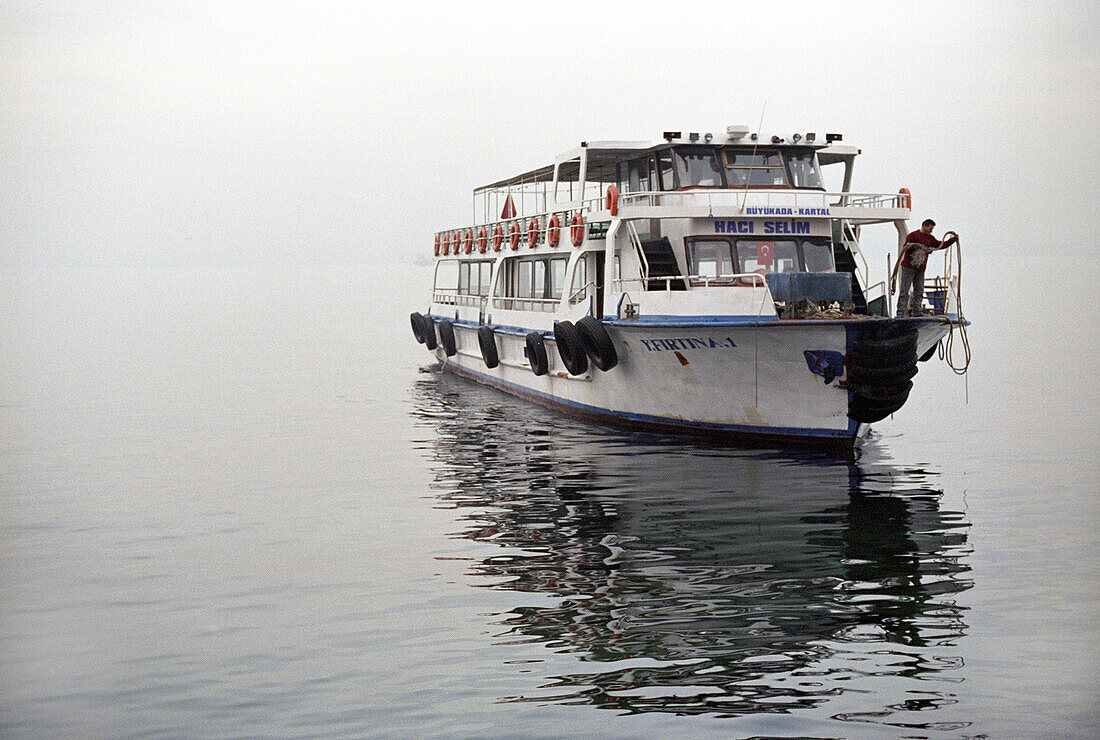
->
434, 188, 908, 256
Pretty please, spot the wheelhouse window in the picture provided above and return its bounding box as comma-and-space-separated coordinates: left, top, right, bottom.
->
734, 238, 835, 275
724, 149, 788, 187
656, 149, 676, 190
802, 239, 835, 272
786, 151, 824, 189
627, 156, 653, 193
736, 239, 799, 275
687, 238, 735, 278
672, 146, 723, 187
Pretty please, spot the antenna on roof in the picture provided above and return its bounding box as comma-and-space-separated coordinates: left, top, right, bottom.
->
740, 101, 767, 211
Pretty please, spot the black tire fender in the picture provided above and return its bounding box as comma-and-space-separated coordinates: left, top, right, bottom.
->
410, 312, 427, 344
848, 398, 907, 423
853, 332, 918, 355
576, 316, 618, 371
477, 326, 499, 369
553, 321, 588, 376
438, 319, 457, 357
847, 362, 918, 384
851, 380, 913, 405
847, 345, 918, 369
525, 331, 549, 376
421, 314, 437, 350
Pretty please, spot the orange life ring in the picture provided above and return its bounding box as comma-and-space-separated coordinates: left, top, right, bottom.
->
463, 229, 473, 254
606, 184, 619, 216
453, 231, 462, 255
547, 214, 561, 247
898, 187, 912, 210
442, 232, 450, 255
434, 233, 441, 256
491, 223, 503, 251
528, 216, 540, 248
476, 227, 487, 253
570, 212, 584, 247
509, 220, 521, 250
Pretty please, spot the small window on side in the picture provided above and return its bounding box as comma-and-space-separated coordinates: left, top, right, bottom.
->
688, 239, 734, 278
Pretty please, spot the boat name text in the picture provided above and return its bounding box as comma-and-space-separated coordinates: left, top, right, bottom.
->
714, 220, 813, 235
639, 337, 737, 352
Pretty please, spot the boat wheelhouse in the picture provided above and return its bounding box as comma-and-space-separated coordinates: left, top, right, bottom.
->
410, 127, 970, 454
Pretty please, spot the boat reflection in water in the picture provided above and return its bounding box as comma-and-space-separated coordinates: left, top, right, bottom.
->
412, 369, 973, 728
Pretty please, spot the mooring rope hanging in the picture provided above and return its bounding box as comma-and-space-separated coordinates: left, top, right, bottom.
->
939, 232, 971, 375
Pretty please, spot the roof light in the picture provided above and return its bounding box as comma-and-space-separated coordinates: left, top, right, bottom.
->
726, 125, 750, 140
792, 133, 802, 143
806, 132, 816, 143
689, 132, 699, 142
826, 133, 843, 143
663, 131, 681, 141
704, 132, 713, 143
771, 135, 783, 144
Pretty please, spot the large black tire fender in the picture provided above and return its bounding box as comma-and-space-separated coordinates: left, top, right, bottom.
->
438, 319, 457, 357
554, 321, 588, 376
576, 316, 618, 371
410, 312, 427, 344
853, 332, 918, 354
525, 332, 549, 376
847, 344, 917, 369
847, 362, 918, 384
848, 398, 907, 423
421, 314, 437, 350
851, 379, 913, 404
478, 326, 499, 369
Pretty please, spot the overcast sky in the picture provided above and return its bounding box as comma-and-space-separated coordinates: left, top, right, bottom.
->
2, 1, 1098, 278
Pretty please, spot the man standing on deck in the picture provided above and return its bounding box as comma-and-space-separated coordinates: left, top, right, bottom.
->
896, 219, 958, 316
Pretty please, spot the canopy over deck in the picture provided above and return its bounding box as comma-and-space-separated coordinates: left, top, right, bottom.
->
474, 136, 849, 195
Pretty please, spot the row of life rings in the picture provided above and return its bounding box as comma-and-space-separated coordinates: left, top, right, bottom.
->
433, 212, 588, 256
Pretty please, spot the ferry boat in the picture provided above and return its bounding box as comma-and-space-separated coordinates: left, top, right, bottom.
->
409, 126, 969, 454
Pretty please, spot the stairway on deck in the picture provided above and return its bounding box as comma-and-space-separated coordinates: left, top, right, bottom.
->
640, 237, 686, 290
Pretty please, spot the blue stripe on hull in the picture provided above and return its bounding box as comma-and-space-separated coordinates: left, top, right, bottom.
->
440, 359, 858, 450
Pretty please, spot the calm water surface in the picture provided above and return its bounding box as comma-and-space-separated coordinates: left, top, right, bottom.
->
1, 265, 1096, 738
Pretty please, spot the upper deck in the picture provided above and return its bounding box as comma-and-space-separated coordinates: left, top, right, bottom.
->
459, 127, 908, 233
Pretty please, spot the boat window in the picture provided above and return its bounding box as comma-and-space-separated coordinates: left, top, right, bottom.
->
786, 151, 824, 189
532, 260, 547, 299
434, 260, 459, 292
735, 239, 799, 274
627, 156, 653, 193
550, 257, 567, 300
673, 147, 723, 188
724, 149, 788, 187
516, 260, 533, 298
656, 149, 676, 190
802, 239, 835, 272
502, 255, 568, 302
571, 256, 587, 302
687, 238, 735, 278
457, 260, 495, 296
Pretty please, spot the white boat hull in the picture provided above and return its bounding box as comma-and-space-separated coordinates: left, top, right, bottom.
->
426, 316, 954, 454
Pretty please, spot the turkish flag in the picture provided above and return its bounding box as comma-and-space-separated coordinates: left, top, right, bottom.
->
757, 242, 774, 266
